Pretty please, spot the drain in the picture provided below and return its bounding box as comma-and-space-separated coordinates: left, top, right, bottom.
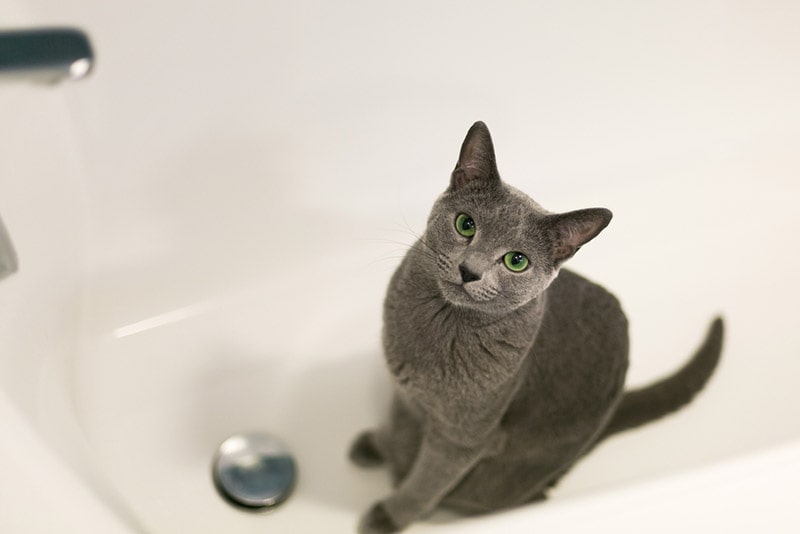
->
212, 432, 297, 510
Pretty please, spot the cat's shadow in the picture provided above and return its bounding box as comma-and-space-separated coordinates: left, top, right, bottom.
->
278, 352, 394, 513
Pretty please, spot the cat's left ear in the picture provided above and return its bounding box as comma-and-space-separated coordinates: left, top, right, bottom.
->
450, 121, 501, 191
544, 208, 612, 265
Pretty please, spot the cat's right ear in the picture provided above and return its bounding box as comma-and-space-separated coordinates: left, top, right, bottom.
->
450, 121, 501, 191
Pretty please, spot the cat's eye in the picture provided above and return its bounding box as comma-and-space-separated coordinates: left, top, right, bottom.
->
504, 251, 529, 272
455, 213, 476, 237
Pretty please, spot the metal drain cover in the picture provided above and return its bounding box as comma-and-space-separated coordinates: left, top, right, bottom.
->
212, 433, 297, 510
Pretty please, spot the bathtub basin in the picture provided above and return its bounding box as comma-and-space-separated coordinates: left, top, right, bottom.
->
2, 1, 800, 532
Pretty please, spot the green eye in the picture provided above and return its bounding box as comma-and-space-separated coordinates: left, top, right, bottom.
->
455, 213, 476, 237
504, 251, 529, 272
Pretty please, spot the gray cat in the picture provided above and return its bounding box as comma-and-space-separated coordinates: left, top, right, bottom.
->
350, 121, 724, 534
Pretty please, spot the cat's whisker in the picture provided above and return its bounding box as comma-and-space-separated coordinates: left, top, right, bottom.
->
404, 230, 445, 259
359, 236, 439, 265
358, 238, 415, 251
396, 218, 446, 257
366, 254, 412, 267
364, 220, 446, 261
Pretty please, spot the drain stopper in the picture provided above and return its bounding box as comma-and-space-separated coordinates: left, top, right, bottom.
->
212, 432, 297, 509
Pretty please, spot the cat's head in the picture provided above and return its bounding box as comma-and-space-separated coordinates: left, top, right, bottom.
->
423, 121, 612, 314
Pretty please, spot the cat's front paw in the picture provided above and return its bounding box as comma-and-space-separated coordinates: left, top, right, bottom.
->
349, 431, 386, 468
358, 502, 401, 534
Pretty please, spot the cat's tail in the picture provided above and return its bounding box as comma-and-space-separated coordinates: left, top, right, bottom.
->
601, 317, 724, 439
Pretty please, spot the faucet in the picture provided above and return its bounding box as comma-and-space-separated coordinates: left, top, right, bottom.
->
0, 216, 17, 282
0, 27, 94, 84
0, 27, 93, 283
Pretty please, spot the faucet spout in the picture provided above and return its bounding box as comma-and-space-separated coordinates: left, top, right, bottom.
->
0, 216, 17, 282
0, 28, 94, 84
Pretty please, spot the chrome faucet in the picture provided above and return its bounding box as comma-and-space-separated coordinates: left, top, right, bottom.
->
0, 27, 94, 84
0, 216, 17, 282
0, 27, 93, 282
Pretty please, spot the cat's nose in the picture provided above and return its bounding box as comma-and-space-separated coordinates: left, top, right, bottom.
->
459, 263, 481, 284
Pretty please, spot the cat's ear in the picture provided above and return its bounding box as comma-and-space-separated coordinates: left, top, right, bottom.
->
450, 121, 500, 191
544, 208, 612, 264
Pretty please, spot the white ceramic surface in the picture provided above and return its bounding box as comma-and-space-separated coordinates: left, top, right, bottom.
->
2, 1, 800, 532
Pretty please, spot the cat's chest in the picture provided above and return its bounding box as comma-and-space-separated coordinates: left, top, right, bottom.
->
382, 289, 538, 396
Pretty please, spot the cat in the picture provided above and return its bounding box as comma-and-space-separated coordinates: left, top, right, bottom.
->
350, 121, 724, 534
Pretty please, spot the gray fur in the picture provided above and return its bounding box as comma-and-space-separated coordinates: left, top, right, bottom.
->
351, 122, 724, 533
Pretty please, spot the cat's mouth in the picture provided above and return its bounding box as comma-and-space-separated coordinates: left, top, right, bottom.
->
439, 280, 497, 305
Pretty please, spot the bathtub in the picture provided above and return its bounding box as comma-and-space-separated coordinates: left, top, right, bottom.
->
2, 1, 800, 532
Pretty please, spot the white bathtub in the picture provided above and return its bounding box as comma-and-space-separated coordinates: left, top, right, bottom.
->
2, 1, 800, 532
